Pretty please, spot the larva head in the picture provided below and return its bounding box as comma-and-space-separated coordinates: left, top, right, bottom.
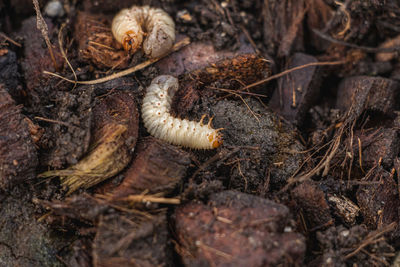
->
122, 30, 141, 52
208, 130, 223, 149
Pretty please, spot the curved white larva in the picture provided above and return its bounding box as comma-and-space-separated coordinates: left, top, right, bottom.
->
112, 5, 175, 58
142, 75, 223, 149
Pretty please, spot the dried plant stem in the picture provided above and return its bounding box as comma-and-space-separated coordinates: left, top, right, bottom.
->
0, 32, 22, 47
280, 126, 344, 193
120, 195, 181, 205
313, 28, 400, 53
58, 23, 77, 88
32, 0, 58, 71
344, 222, 396, 260
34, 116, 76, 128
243, 60, 345, 90
334, 0, 351, 37
88, 41, 116, 50
208, 86, 268, 98
196, 240, 233, 260
43, 37, 191, 85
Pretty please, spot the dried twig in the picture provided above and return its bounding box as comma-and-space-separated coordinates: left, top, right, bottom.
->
58, 23, 77, 88
280, 124, 345, 193
344, 222, 396, 260
88, 41, 116, 50
313, 29, 400, 53
34, 116, 77, 128
234, 93, 260, 123
43, 37, 191, 85
93, 195, 153, 218
196, 240, 233, 260
357, 137, 365, 174
0, 32, 22, 47
116, 194, 181, 205
239, 25, 261, 55
207, 86, 268, 98
190, 148, 241, 181
32, 0, 58, 70
334, 0, 351, 37
243, 60, 345, 90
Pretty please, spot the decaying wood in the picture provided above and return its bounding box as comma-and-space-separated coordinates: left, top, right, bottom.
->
175, 191, 306, 266
112, 137, 191, 199
0, 86, 37, 189
39, 91, 139, 194
269, 52, 322, 125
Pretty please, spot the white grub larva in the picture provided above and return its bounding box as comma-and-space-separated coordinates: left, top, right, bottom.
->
112, 5, 175, 58
142, 75, 223, 149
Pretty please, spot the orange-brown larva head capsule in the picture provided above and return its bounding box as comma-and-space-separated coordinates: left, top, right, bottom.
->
122, 30, 141, 52
208, 132, 223, 149
212, 133, 223, 148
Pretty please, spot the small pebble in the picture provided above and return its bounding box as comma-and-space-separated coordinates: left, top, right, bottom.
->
44, 0, 65, 18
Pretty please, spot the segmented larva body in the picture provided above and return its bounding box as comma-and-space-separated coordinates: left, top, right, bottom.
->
112, 5, 175, 58
142, 75, 223, 149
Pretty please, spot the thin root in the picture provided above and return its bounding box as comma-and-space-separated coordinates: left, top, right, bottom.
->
244, 60, 346, 91
43, 37, 190, 85
32, 0, 58, 71
58, 23, 77, 89
334, 0, 351, 37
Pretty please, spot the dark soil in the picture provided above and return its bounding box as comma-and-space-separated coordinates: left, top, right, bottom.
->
1, 0, 400, 266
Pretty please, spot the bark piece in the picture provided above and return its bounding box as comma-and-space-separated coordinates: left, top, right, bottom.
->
0, 86, 37, 189
186, 53, 269, 86
175, 53, 270, 118
356, 168, 399, 229
357, 128, 399, 169
157, 41, 231, 76
112, 137, 191, 198
75, 12, 130, 69
327, 194, 360, 225
291, 180, 332, 230
93, 212, 171, 267
40, 91, 139, 194
269, 53, 321, 125
18, 16, 63, 99
336, 76, 399, 118
263, 0, 306, 57
91, 91, 139, 144
156, 41, 255, 77
174, 190, 306, 266
65, 91, 138, 193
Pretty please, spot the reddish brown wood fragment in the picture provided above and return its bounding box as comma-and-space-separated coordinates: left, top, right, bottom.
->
112, 137, 191, 198
0, 86, 37, 189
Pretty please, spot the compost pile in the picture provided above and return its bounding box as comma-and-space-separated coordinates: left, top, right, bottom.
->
1, 0, 400, 266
